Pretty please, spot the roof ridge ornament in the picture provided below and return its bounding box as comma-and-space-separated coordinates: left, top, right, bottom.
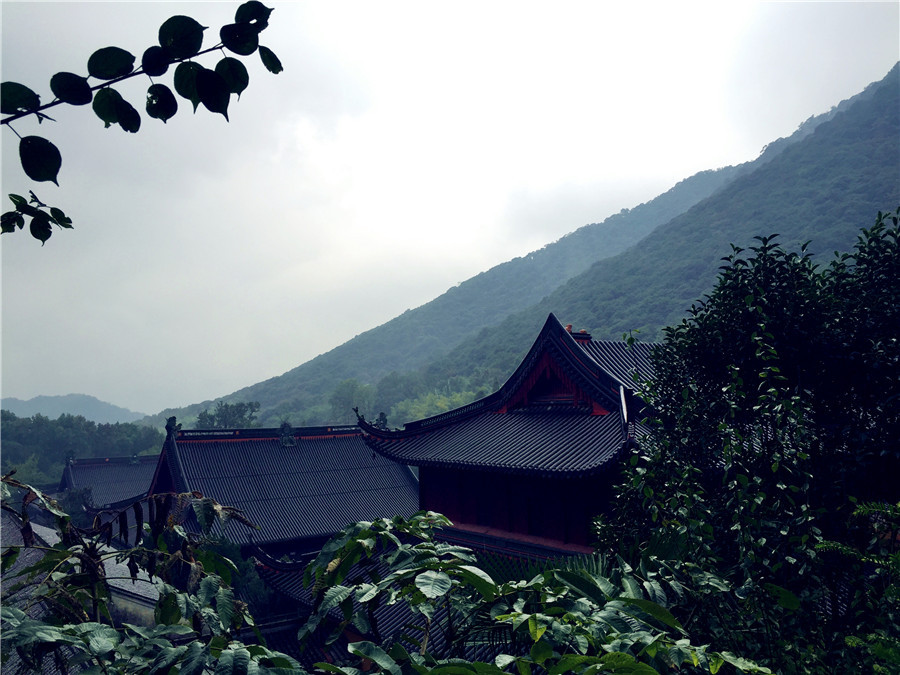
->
165, 416, 181, 438
279, 421, 297, 447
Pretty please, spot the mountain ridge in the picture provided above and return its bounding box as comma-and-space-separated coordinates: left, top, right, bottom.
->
419, 63, 900, 393
2, 394, 147, 424
140, 63, 899, 429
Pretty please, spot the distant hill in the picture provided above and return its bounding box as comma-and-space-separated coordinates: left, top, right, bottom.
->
1, 394, 146, 424
146, 63, 899, 429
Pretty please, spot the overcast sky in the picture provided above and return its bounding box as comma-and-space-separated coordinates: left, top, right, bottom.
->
2, 1, 898, 415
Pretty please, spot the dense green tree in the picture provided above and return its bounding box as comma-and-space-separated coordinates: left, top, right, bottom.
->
373, 370, 425, 420
597, 208, 900, 672
194, 400, 261, 429
389, 389, 479, 425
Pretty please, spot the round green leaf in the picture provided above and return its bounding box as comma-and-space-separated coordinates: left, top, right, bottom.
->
158, 15, 206, 60
215, 57, 249, 96
87, 46, 136, 80
19, 136, 62, 185
1, 82, 40, 115
141, 46, 170, 77
49, 72, 92, 105
220, 23, 259, 56
258, 46, 283, 74
196, 68, 230, 120
173, 61, 202, 112
415, 570, 452, 598
235, 1, 273, 29
764, 582, 801, 611
116, 98, 141, 133
92, 87, 123, 127
146, 83, 178, 122
30, 211, 52, 244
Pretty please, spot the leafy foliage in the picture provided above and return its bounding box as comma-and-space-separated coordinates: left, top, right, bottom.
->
4, 479, 765, 674
1, 1, 282, 243
0, 473, 299, 674
818, 501, 900, 671
596, 208, 900, 673
299, 513, 768, 674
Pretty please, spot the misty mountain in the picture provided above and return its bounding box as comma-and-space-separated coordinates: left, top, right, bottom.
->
2, 394, 146, 424
145, 64, 899, 429
421, 64, 900, 390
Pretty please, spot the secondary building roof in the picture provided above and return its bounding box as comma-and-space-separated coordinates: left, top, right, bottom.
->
58, 455, 159, 510
149, 424, 420, 550
359, 313, 654, 477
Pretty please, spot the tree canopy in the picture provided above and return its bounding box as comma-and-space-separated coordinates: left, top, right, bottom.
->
195, 400, 261, 429
597, 207, 900, 672
0, 410, 163, 486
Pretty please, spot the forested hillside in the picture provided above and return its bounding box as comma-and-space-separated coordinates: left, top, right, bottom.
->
414, 64, 900, 411
144, 167, 744, 428
0, 411, 163, 487
144, 64, 898, 429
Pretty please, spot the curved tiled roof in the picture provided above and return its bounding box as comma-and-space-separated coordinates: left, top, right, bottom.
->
366, 409, 627, 476
360, 314, 654, 475
58, 455, 159, 509
577, 339, 654, 391
156, 427, 420, 548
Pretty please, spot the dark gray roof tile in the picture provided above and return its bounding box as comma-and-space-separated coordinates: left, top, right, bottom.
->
361, 314, 654, 475
366, 409, 626, 475
58, 455, 158, 508
158, 428, 420, 547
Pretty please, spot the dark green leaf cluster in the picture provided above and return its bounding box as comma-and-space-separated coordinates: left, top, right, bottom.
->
818, 501, 900, 670
0, 475, 769, 673
1, 191, 72, 245
1, 1, 282, 244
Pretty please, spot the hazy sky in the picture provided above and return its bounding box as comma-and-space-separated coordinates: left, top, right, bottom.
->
2, 1, 898, 414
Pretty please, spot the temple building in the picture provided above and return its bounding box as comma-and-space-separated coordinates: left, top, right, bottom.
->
358, 313, 654, 552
